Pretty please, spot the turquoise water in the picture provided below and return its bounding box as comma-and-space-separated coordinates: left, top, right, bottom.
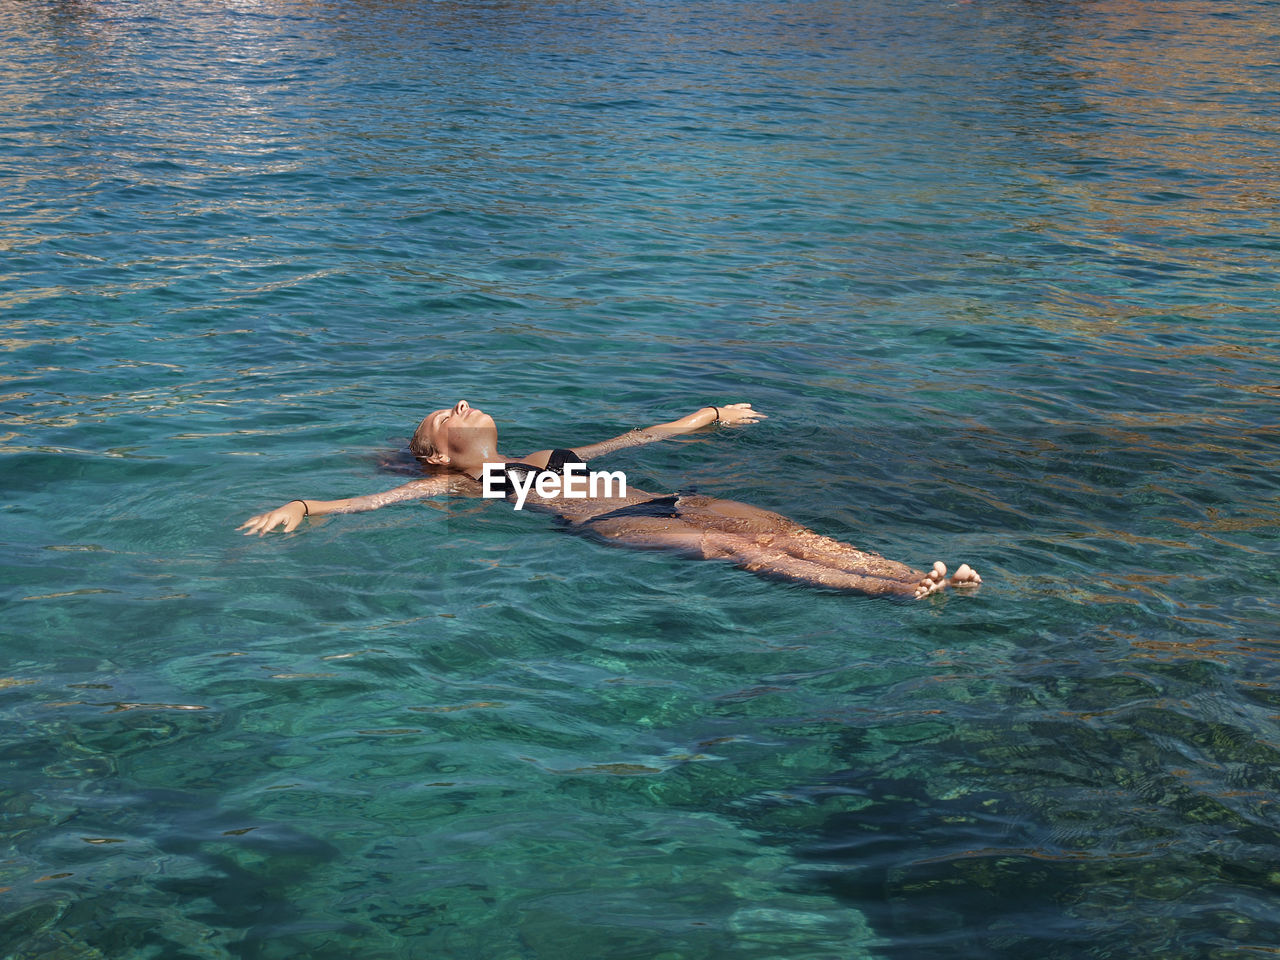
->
4, 0, 1280, 956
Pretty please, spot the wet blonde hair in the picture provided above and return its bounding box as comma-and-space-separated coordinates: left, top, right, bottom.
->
410, 415, 437, 460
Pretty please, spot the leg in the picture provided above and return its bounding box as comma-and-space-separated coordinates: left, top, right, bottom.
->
718, 539, 980, 598
580, 514, 970, 599
708, 534, 926, 597
673, 497, 983, 597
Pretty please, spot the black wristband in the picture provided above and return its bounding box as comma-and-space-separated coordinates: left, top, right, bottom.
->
290, 499, 310, 516
710, 406, 721, 422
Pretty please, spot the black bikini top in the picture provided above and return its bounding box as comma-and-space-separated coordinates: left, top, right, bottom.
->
484, 448, 582, 499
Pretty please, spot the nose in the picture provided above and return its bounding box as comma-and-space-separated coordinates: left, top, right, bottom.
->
453, 400, 469, 415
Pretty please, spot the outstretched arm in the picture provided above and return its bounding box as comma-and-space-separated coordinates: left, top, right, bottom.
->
567, 403, 764, 460
237, 475, 454, 536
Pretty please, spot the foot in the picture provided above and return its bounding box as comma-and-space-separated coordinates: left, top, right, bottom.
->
911, 561, 982, 599
950, 563, 982, 588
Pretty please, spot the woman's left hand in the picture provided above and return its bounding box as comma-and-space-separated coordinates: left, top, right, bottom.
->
238, 500, 308, 536
713, 402, 765, 425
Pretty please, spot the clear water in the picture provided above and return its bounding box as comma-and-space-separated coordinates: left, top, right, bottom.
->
3, 1, 1279, 957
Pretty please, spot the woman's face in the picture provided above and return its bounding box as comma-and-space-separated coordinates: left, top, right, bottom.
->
414, 399, 497, 464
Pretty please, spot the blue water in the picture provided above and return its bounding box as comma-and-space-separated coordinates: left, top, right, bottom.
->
4, 0, 1280, 956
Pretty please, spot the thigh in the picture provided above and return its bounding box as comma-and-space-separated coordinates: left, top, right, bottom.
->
683, 496, 922, 581
585, 515, 915, 595
673, 495, 799, 536
579, 515, 714, 556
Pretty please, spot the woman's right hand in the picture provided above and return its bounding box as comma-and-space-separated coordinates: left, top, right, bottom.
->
238, 500, 307, 536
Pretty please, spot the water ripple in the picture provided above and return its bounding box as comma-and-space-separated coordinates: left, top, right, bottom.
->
4, 0, 1280, 957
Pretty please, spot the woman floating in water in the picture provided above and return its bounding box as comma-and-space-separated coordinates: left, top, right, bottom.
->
239, 401, 981, 599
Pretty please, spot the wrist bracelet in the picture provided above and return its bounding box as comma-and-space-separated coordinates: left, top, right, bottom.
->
290, 499, 310, 516
710, 406, 721, 423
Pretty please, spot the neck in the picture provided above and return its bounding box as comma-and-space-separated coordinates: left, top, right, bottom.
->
453, 446, 505, 478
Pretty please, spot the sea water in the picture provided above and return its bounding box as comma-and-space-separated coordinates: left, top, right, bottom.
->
3, 1, 1279, 957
